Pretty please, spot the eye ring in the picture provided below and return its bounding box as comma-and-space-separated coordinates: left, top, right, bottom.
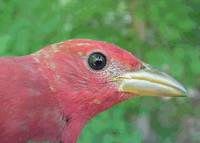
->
88, 52, 107, 70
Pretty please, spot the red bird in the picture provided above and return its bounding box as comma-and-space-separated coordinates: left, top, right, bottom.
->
0, 39, 186, 143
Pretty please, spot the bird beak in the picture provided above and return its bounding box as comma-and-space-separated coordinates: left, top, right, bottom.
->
114, 64, 187, 97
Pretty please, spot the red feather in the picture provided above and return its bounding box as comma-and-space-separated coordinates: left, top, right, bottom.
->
0, 39, 142, 143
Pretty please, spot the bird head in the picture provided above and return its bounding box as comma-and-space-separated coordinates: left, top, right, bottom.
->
33, 39, 187, 121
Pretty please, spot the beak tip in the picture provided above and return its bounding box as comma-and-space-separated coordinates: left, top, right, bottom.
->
182, 88, 189, 97
177, 84, 188, 97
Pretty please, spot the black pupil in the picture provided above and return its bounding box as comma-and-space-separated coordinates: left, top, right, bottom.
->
88, 52, 107, 70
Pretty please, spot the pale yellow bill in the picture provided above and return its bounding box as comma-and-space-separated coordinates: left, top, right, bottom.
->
114, 64, 187, 97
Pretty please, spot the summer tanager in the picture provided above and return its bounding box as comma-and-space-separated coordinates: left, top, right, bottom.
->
0, 39, 187, 143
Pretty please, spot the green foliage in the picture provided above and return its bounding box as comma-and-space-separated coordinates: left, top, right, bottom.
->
0, 0, 199, 143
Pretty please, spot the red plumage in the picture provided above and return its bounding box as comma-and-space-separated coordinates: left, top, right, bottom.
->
0, 39, 186, 143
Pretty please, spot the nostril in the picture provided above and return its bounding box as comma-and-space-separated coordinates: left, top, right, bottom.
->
140, 64, 146, 70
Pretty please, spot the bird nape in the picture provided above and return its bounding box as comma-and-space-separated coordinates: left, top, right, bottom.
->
0, 39, 187, 143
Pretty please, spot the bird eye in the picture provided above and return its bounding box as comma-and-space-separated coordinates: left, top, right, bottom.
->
88, 52, 107, 70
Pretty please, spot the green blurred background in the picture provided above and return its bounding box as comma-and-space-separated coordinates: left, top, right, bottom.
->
0, 0, 199, 143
